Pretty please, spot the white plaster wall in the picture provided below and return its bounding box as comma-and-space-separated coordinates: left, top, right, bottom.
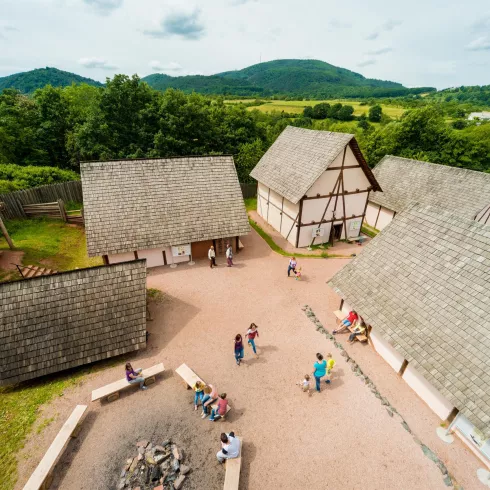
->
108, 252, 135, 264
269, 188, 282, 208
370, 330, 405, 372
376, 207, 395, 230
165, 246, 189, 264
280, 213, 295, 242
301, 197, 333, 223
286, 220, 298, 246
344, 218, 363, 238
298, 222, 333, 247
325, 150, 345, 168
138, 248, 165, 268
283, 198, 299, 219
344, 193, 368, 219
365, 202, 380, 228
257, 183, 269, 218
402, 365, 454, 420
306, 169, 341, 197
342, 166, 370, 192
268, 205, 282, 233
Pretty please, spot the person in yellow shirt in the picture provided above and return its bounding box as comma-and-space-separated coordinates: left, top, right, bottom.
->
194, 380, 204, 411
325, 353, 336, 384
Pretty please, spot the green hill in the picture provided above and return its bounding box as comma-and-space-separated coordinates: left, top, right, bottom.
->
0, 67, 103, 93
142, 59, 434, 98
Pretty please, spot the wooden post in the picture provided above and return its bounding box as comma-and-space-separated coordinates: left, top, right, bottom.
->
295, 198, 304, 248
58, 199, 67, 222
398, 359, 409, 377
445, 407, 459, 425
102, 255, 109, 265
235, 236, 239, 253
0, 215, 14, 250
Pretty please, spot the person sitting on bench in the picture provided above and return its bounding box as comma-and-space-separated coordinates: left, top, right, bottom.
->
348, 319, 366, 343
216, 432, 240, 463
209, 393, 228, 422
125, 362, 147, 390
333, 311, 358, 334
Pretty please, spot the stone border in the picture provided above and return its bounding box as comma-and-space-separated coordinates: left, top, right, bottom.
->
302, 305, 463, 490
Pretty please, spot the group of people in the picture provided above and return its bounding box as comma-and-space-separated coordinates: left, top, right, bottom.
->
192, 381, 229, 421
208, 243, 234, 268
297, 353, 336, 394
333, 310, 366, 343
234, 323, 259, 365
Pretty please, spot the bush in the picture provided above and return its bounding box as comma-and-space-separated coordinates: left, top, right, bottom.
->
368, 105, 383, 122
0, 164, 79, 193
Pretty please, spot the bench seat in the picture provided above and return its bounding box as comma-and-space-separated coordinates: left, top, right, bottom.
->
176, 363, 231, 417
333, 310, 344, 321
223, 436, 242, 490
91, 363, 165, 402
347, 236, 366, 243
347, 325, 368, 342
23, 405, 87, 490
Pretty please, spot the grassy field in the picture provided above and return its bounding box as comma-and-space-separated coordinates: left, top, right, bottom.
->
226, 99, 406, 118
0, 218, 102, 275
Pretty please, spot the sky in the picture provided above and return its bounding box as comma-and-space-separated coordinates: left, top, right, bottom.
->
1, 0, 490, 89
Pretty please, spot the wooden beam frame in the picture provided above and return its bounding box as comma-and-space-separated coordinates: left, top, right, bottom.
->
301, 214, 365, 228
374, 204, 382, 229
295, 198, 304, 248
303, 189, 369, 200
102, 255, 109, 265
398, 359, 409, 377
325, 165, 360, 171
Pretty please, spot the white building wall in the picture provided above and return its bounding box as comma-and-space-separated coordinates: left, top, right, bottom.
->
342, 166, 370, 192
257, 183, 269, 218
344, 193, 368, 219
365, 202, 380, 228
376, 207, 396, 230
307, 168, 341, 196
369, 330, 405, 372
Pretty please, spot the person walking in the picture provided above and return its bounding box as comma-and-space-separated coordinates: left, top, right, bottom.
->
208, 245, 217, 268
125, 362, 147, 390
226, 243, 234, 267
216, 431, 240, 462
234, 334, 244, 365
288, 257, 297, 277
312, 353, 327, 393
246, 323, 259, 357
325, 353, 336, 384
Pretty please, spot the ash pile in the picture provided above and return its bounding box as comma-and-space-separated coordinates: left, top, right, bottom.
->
119, 439, 190, 490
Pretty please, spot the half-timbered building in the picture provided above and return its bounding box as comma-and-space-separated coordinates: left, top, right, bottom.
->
250, 126, 381, 248
365, 155, 490, 231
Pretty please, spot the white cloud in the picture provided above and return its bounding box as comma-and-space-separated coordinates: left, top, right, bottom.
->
357, 59, 376, 67
328, 19, 352, 29
471, 14, 490, 30
78, 57, 118, 69
149, 60, 183, 72
83, 0, 123, 14
143, 9, 205, 40
466, 36, 490, 51
365, 19, 402, 41
365, 32, 379, 41
366, 47, 392, 56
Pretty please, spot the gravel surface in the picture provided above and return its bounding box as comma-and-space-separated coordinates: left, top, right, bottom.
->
15, 229, 483, 489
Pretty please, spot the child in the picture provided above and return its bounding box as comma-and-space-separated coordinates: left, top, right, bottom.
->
201, 384, 219, 419
193, 380, 204, 411
246, 323, 259, 357
325, 353, 336, 384
297, 374, 311, 395
234, 334, 244, 366
294, 267, 302, 280
209, 393, 228, 422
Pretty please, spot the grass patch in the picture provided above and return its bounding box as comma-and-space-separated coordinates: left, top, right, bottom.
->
36, 416, 56, 435
244, 197, 257, 212
361, 223, 379, 238
147, 287, 165, 303
0, 218, 102, 273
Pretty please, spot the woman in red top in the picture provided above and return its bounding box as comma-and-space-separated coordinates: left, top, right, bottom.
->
245, 323, 259, 356
209, 393, 228, 422
333, 311, 358, 334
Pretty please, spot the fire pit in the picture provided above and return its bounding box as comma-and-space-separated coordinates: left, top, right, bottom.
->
119, 439, 190, 490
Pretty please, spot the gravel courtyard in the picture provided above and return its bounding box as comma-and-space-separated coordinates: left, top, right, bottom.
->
15, 230, 483, 490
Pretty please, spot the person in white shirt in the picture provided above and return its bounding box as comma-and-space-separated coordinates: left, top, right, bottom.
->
297, 374, 311, 395
217, 432, 240, 463
288, 257, 297, 277
226, 243, 234, 267
208, 245, 217, 268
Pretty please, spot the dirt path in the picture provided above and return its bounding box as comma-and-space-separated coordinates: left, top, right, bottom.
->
15, 230, 483, 489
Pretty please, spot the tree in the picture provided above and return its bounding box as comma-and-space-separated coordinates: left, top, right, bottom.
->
303, 106, 314, 118
337, 105, 354, 121
368, 104, 382, 122
312, 103, 330, 119
235, 139, 264, 183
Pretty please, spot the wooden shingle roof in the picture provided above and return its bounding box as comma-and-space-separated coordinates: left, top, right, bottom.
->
0, 261, 147, 385
250, 126, 380, 204
329, 204, 490, 437
81, 156, 250, 257
370, 155, 490, 220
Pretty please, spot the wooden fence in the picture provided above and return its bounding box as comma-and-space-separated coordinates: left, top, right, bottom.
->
240, 183, 257, 199
0, 180, 82, 219
23, 201, 65, 220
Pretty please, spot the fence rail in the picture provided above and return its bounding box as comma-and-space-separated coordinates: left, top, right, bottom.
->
0, 180, 82, 219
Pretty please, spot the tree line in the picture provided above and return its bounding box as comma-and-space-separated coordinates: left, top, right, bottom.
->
0, 75, 488, 194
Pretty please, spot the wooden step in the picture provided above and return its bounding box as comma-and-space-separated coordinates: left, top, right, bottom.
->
20, 265, 58, 279
24, 266, 39, 278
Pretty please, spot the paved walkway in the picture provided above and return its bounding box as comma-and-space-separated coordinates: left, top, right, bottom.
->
15, 229, 484, 490
248, 210, 371, 257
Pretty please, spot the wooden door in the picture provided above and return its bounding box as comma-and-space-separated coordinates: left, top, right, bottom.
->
191, 240, 214, 259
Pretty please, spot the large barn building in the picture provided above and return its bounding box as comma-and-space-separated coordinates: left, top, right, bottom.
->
0, 261, 147, 385
81, 156, 250, 267
365, 155, 490, 231
250, 126, 381, 248
329, 203, 490, 464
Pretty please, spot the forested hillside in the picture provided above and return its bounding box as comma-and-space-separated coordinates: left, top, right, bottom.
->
0, 74, 488, 194
425, 85, 490, 105
0, 67, 103, 93
142, 59, 435, 99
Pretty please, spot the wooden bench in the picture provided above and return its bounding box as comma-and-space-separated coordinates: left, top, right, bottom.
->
91, 363, 165, 402
333, 311, 368, 342
23, 405, 87, 490
175, 363, 231, 418
347, 235, 366, 244
224, 436, 242, 490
